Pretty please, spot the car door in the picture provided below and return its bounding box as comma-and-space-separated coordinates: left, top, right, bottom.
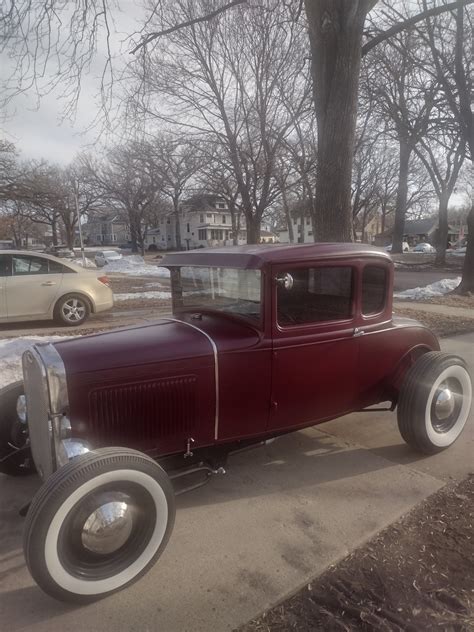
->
6, 254, 63, 319
269, 262, 359, 431
0, 254, 10, 320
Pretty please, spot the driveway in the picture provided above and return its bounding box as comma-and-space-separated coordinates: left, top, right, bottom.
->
0, 333, 472, 632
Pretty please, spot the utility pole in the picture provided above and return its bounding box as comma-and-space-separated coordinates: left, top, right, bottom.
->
74, 184, 86, 267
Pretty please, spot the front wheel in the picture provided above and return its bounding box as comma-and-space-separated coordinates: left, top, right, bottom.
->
397, 352, 472, 454
24, 448, 175, 602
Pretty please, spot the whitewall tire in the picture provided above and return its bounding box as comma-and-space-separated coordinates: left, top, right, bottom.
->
397, 352, 472, 454
23, 448, 175, 602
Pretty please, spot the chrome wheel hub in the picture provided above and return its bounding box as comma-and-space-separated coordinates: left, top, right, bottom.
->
81, 501, 134, 555
62, 299, 86, 322
433, 386, 456, 421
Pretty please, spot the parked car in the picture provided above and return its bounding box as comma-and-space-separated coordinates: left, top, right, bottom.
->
413, 242, 435, 253
0, 250, 113, 326
94, 250, 123, 267
1, 243, 471, 602
385, 242, 410, 252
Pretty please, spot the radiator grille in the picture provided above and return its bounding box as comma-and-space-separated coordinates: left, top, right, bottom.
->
88, 375, 197, 444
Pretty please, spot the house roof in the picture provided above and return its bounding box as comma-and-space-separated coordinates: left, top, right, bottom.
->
403, 218, 438, 235
161, 242, 390, 269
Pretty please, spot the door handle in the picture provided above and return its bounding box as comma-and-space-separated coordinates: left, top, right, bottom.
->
353, 327, 365, 337
41, 281, 56, 286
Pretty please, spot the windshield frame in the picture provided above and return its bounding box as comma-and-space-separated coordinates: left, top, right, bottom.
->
169, 265, 264, 328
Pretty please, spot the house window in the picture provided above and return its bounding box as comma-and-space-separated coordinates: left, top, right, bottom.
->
167, 218, 170, 224
277, 266, 354, 326
207, 213, 212, 219
306, 218, 310, 225
112, 234, 117, 242
222, 215, 226, 223
187, 223, 190, 233
198, 229, 207, 240
152, 236, 156, 243
200, 214, 204, 223
362, 266, 387, 315
217, 202, 225, 209
210, 229, 224, 240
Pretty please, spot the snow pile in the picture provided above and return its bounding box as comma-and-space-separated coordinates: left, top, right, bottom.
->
114, 291, 171, 301
0, 336, 70, 389
394, 277, 461, 300
73, 258, 97, 268
103, 255, 170, 278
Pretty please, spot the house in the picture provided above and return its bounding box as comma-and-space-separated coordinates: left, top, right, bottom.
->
374, 218, 460, 247
145, 195, 247, 251
278, 214, 313, 244
83, 214, 130, 246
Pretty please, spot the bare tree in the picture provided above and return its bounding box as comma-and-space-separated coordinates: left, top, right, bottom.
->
127, 0, 310, 243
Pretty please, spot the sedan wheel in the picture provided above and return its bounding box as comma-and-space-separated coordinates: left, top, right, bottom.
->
0, 381, 35, 476
24, 448, 175, 602
55, 294, 90, 326
397, 352, 472, 454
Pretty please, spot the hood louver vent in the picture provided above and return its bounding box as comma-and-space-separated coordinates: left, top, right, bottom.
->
89, 375, 197, 445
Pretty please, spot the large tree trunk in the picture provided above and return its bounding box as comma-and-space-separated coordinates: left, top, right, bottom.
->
305, 0, 374, 242
280, 187, 294, 243
392, 139, 412, 253
458, 201, 474, 293
245, 212, 261, 244
435, 190, 450, 267
51, 217, 58, 246
173, 198, 182, 250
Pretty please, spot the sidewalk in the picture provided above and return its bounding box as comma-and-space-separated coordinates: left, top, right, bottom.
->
394, 300, 474, 319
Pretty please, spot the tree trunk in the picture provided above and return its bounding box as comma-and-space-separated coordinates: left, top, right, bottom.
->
51, 217, 58, 246
305, 0, 373, 242
458, 201, 474, 293
173, 198, 182, 250
392, 139, 412, 253
435, 190, 450, 267
280, 187, 294, 243
246, 213, 261, 244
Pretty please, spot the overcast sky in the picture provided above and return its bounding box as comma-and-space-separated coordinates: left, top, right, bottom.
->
0, 1, 144, 165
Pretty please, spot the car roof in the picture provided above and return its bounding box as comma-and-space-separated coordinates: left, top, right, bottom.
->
0, 249, 85, 272
161, 242, 391, 269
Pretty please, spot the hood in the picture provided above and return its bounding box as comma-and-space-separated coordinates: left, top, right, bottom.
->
53, 319, 214, 376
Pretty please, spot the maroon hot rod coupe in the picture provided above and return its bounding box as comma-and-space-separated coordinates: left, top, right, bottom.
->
0, 243, 471, 602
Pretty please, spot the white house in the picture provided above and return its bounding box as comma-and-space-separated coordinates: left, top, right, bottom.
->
278, 215, 313, 244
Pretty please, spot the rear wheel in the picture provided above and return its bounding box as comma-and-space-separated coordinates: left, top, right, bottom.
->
397, 352, 472, 454
54, 294, 90, 326
0, 381, 35, 476
24, 447, 175, 602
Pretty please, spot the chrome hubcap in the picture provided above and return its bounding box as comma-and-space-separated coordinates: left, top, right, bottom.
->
62, 299, 86, 322
81, 501, 134, 555
434, 386, 456, 421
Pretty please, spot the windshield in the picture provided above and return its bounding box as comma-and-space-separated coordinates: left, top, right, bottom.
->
173, 266, 262, 322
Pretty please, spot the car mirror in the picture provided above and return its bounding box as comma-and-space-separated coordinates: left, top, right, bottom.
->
276, 272, 294, 290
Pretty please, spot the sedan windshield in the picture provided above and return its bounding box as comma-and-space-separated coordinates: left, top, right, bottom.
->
173, 266, 262, 321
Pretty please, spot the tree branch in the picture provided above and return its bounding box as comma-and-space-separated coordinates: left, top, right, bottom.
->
130, 0, 247, 54
362, 0, 474, 56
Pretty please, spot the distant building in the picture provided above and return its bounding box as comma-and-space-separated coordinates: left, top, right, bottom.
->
83, 214, 130, 246
374, 218, 460, 247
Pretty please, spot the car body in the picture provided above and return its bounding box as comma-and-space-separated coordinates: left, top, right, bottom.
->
94, 250, 123, 267
4, 243, 472, 602
0, 250, 113, 325
413, 242, 435, 253
385, 242, 410, 253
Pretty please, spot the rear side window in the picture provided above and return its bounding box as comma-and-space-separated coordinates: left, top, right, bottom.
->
12, 255, 49, 275
277, 266, 353, 326
49, 259, 74, 273
362, 266, 387, 315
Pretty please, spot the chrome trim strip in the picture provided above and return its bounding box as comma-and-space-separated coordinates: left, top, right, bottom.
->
164, 318, 220, 440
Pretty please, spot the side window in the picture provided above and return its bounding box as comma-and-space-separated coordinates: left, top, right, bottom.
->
362, 266, 387, 315
277, 266, 353, 326
12, 255, 49, 275
0, 255, 11, 276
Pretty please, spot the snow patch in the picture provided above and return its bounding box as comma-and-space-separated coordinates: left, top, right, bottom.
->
114, 291, 171, 301
103, 255, 170, 278
394, 277, 461, 300
0, 336, 71, 389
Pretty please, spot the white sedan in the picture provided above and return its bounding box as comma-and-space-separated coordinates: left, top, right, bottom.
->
413, 242, 435, 253
0, 250, 113, 326
94, 250, 123, 267
385, 242, 410, 253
